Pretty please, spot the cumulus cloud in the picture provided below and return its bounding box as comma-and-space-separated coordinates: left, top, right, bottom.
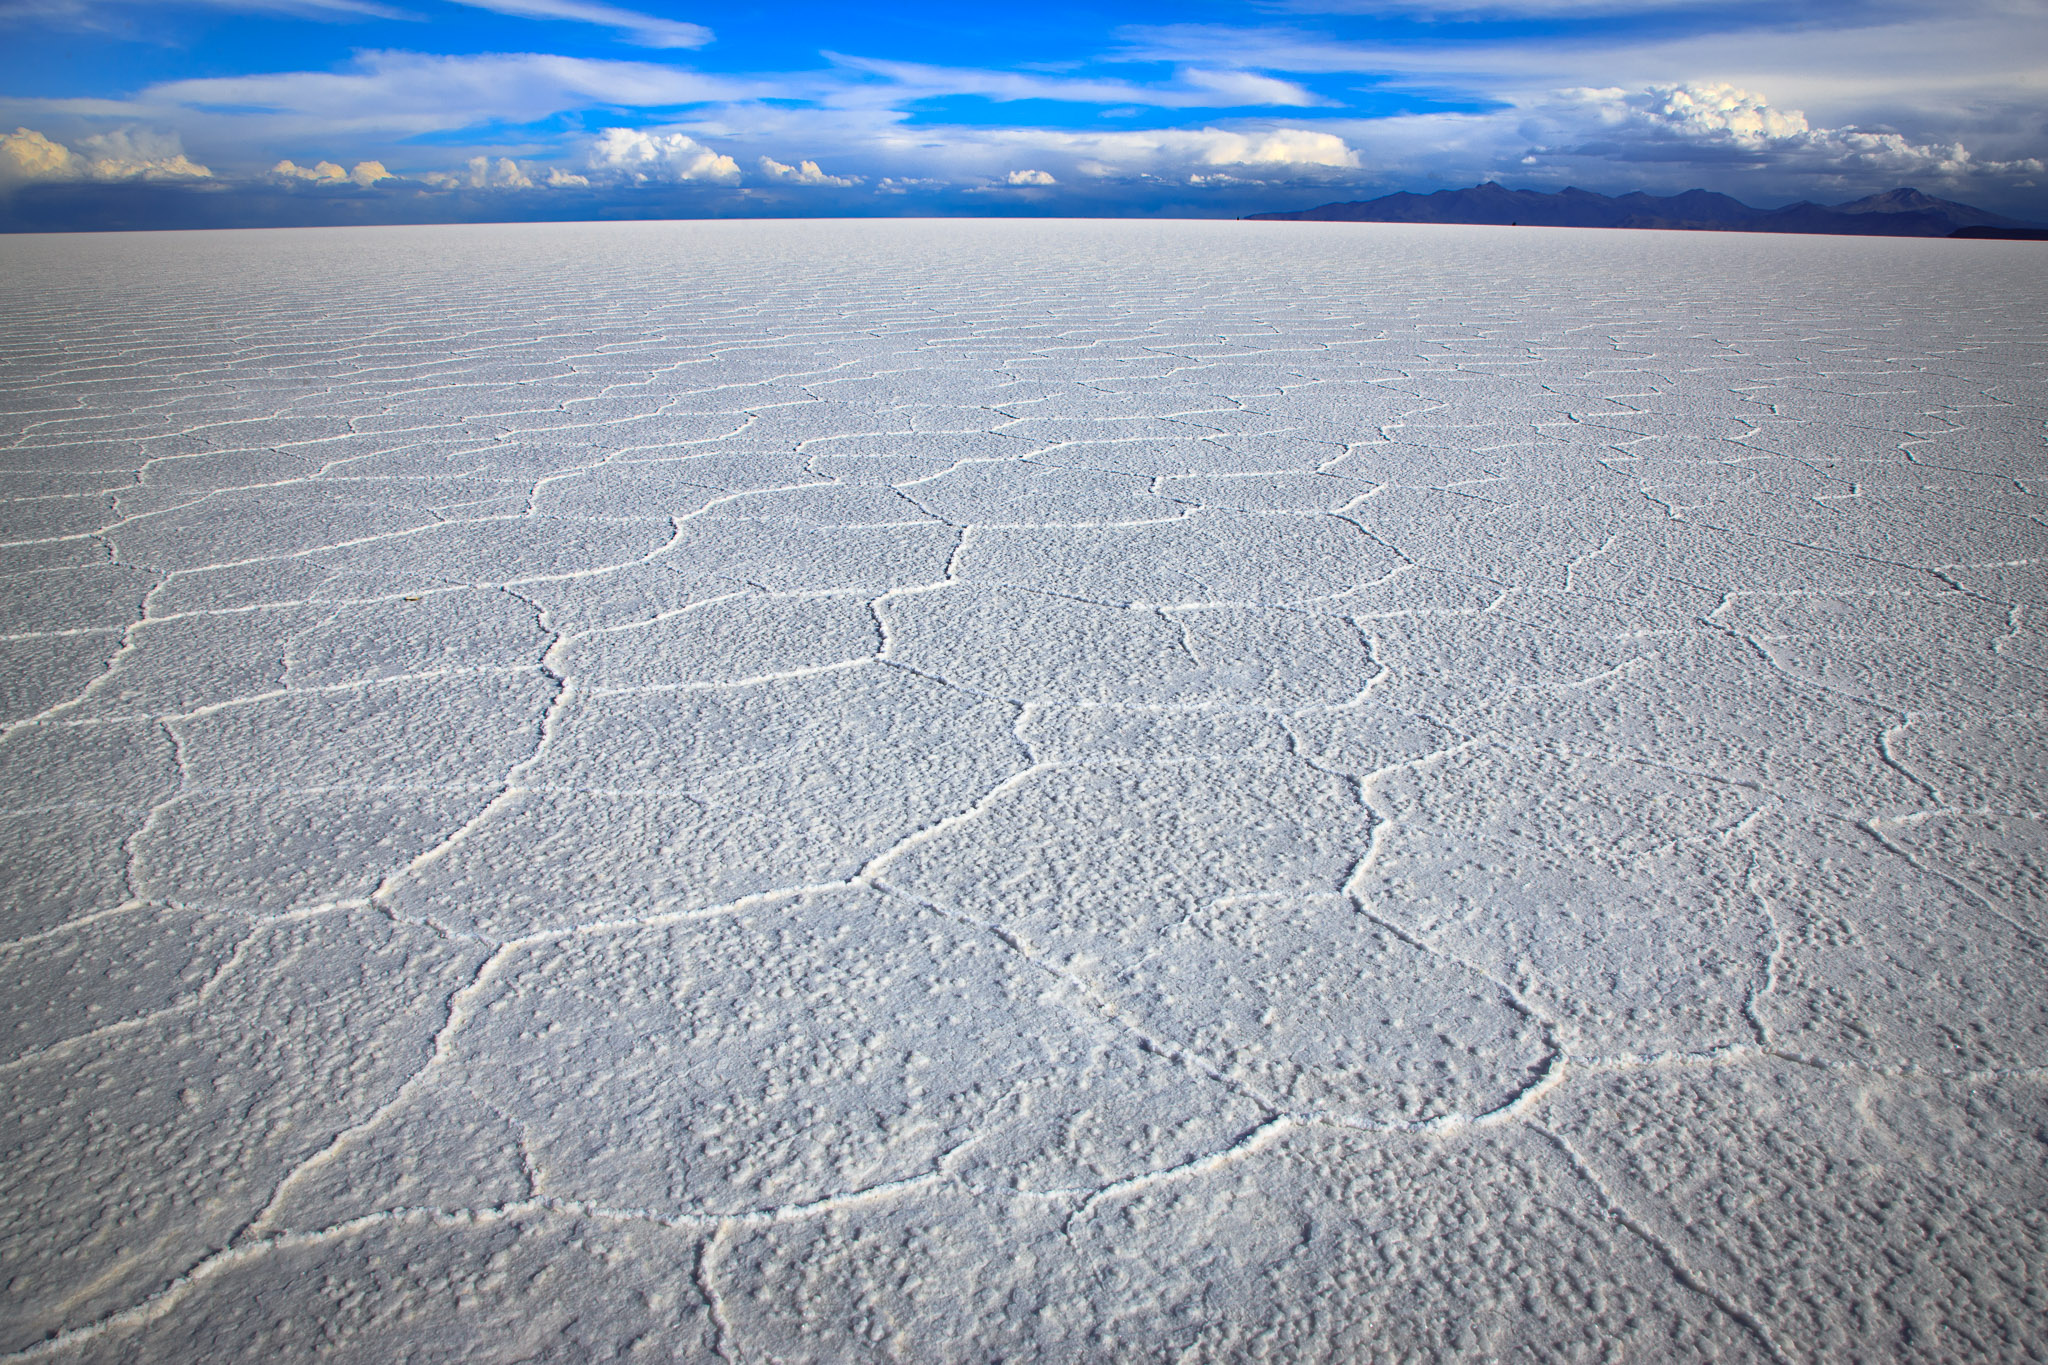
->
1544, 83, 2046, 179
274, 157, 347, 182
271, 157, 392, 186
756, 155, 858, 187
73, 128, 214, 179
0, 125, 210, 184
482, 158, 532, 189
1586, 83, 1812, 147
1192, 127, 1360, 167
850, 122, 1360, 191
1048, 125, 1361, 175
697, 117, 1362, 191
586, 127, 741, 183
412, 155, 587, 190
0, 128, 75, 183
1112, 12, 2048, 145
420, 156, 522, 189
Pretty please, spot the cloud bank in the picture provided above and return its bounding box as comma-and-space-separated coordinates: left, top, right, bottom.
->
0, 127, 211, 184
1, 0, 2040, 225
1542, 83, 2047, 180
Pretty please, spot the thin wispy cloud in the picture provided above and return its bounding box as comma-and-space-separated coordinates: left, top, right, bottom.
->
441, 0, 711, 49
1268, 0, 1744, 14
132, 51, 769, 135
823, 55, 1330, 109
1118, 12, 2048, 96
0, 0, 407, 24
0, 0, 708, 31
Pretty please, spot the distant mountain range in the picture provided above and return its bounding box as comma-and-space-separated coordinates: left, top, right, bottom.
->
1248, 184, 2044, 238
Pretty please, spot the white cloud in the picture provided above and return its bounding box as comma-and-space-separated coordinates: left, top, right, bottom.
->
4, 0, 702, 39
73, 128, 211, 179
1110, 24, 1457, 75
756, 155, 858, 187
1255, 78, 2047, 203
440, 0, 711, 49
0, 127, 76, 183
1204, 127, 1359, 167
137, 52, 764, 139
1111, 13, 2048, 125
422, 155, 540, 189
1177, 68, 1332, 107
1540, 83, 2047, 179
488, 156, 534, 188
2, 0, 405, 23
273, 157, 347, 182
1272, 0, 1732, 12
1056, 126, 1359, 171
824, 55, 1327, 109
832, 122, 1361, 186
643, 107, 1365, 189
1584, 83, 1812, 146
4, 2, 2033, 213
0, 125, 210, 183
271, 156, 391, 186
587, 127, 741, 183
433, 155, 590, 189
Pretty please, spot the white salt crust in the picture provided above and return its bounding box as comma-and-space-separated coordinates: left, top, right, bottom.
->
0, 219, 2043, 1362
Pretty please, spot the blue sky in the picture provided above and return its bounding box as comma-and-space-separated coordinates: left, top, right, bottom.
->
2, 0, 2044, 226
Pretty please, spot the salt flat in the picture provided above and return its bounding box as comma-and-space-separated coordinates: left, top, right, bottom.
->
0, 218, 2042, 1361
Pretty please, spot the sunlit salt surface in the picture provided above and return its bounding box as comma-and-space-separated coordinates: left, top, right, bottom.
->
1, 219, 2043, 1361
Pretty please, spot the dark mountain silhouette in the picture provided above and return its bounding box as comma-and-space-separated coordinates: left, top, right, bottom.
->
1951, 225, 2048, 241
1247, 183, 2038, 237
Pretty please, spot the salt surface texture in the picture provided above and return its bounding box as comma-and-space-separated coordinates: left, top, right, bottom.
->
1, 219, 2043, 1361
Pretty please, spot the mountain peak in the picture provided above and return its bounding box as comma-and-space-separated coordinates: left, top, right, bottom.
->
1836, 187, 1940, 213
1830, 187, 2024, 227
